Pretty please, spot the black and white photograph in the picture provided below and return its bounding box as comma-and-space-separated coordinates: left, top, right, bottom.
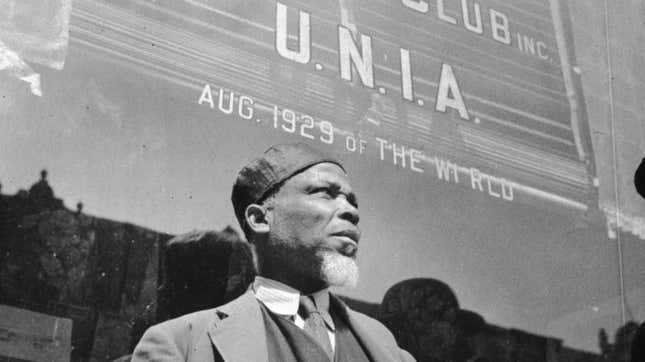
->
1, 0, 644, 361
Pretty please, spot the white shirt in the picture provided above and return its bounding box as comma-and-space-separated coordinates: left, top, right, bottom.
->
252, 276, 336, 350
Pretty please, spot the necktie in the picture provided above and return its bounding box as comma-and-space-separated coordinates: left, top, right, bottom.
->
299, 295, 334, 360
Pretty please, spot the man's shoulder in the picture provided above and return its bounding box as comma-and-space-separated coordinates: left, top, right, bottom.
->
148, 307, 219, 337
132, 291, 261, 361
153, 290, 257, 333
143, 307, 220, 342
132, 308, 220, 361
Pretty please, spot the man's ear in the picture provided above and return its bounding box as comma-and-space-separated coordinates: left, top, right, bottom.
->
245, 203, 270, 234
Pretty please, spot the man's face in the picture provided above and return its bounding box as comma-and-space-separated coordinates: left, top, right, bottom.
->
265, 162, 361, 288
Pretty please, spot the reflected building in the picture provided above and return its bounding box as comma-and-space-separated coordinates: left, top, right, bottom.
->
1, 173, 629, 361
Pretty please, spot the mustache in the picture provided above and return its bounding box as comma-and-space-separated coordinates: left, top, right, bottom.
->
322, 243, 357, 258
340, 242, 357, 257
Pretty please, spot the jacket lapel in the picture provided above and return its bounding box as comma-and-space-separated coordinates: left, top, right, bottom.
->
330, 294, 400, 362
206, 290, 269, 362
205, 290, 400, 362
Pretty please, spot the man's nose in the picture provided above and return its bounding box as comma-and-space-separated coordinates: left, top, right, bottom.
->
338, 198, 359, 225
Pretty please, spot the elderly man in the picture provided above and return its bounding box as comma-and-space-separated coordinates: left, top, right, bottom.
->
132, 143, 414, 362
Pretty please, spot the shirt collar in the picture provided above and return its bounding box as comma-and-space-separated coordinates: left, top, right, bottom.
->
253, 276, 301, 316
252, 276, 334, 330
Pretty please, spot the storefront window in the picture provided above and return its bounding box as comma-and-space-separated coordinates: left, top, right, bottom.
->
1, 1, 643, 361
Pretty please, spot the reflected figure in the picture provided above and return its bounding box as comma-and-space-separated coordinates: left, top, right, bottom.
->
600, 322, 640, 362
632, 322, 645, 362
157, 227, 255, 321
380, 278, 482, 362
635, 157, 645, 199
122, 227, 255, 361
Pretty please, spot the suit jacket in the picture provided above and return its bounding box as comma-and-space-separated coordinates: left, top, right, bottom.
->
132, 289, 415, 362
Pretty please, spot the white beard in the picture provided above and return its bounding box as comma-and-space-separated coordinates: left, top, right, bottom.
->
319, 251, 359, 288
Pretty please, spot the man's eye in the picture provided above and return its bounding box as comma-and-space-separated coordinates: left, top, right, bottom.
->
312, 187, 332, 196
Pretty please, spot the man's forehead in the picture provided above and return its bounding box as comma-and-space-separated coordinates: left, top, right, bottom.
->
286, 162, 351, 188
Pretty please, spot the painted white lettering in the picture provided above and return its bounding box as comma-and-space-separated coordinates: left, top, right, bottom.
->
400, 48, 414, 101
461, 0, 483, 34
359, 139, 367, 154
435, 63, 469, 119
218, 88, 234, 114
339, 26, 374, 88
435, 158, 452, 181
490, 9, 510, 45
501, 179, 514, 200
198, 84, 214, 108
487, 175, 501, 198
523, 35, 536, 55
320, 121, 334, 144
401, 0, 428, 13
437, 0, 457, 24
410, 149, 424, 173
392, 143, 406, 167
239, 96, 254, 119
275, 2, 311, 64
376, 137, 388, 160
537, 41, 548, 59
435, 158, 458, 182
346, 135, 357, 152
470, 167, 483, 191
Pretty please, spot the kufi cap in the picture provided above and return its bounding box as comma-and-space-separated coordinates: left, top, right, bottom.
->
231, 143, 344, 229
